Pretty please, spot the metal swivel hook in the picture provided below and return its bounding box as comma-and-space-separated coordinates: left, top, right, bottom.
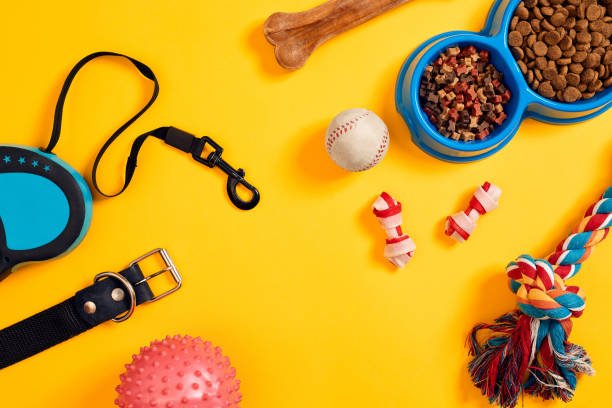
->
191, 136, 260, 210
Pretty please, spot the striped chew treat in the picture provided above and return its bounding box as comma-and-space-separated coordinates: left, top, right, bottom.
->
445, 182, 501, 242
372, 192, 416, 268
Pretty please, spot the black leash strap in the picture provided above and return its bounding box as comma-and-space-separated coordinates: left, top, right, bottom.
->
131, 127, 261, 210
43, 52, 260, 210
0, 249, 181, 369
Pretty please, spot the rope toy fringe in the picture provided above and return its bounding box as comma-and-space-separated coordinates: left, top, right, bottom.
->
468, 187, 611, 407
372, 192, 416, 268
446, 182, 502, 242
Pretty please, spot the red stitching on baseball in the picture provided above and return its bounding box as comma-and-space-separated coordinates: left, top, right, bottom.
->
358, 128, 389, 171
326, 111, 371, 154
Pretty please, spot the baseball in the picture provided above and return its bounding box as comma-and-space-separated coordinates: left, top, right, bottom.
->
325, 108, 389, 172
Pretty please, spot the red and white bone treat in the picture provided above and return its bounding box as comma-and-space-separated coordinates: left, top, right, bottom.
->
445, 182, 501, 242
372, 192, 416, 268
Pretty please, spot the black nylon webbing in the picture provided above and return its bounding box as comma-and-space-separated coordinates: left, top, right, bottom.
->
0, 264, 154, 369
0, 299, 88, 368
38, 52, 260, 210
42, 52, 163, 198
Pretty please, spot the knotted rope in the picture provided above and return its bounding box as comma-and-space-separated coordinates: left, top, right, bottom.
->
468, 187, 611, 407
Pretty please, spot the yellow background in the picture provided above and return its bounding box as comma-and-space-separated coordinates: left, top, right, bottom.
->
0, 0, 610, 406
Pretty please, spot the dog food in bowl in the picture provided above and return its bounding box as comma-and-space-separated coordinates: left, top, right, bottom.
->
509, 0, 611, 102
419, 46, 512, 142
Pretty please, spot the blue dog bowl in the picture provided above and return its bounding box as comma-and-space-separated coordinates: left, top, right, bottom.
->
395, 0, 612, 162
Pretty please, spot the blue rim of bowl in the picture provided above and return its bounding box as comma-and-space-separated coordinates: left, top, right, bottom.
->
396, 32, 523, 153
396, 0, 612, 159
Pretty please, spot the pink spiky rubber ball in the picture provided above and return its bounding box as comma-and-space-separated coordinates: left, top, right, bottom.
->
115, 335, 241, 408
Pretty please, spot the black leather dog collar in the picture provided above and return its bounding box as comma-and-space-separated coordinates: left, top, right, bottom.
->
0, 248, 181, 369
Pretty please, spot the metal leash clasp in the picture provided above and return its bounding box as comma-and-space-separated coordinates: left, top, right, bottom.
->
192, 137, 261, 211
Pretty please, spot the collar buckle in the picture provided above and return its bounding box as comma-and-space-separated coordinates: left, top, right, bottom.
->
130, 248, 182, 303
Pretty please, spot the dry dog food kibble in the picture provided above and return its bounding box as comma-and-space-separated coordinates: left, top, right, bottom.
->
510, 0, 612, 102
419, 46, 512, 142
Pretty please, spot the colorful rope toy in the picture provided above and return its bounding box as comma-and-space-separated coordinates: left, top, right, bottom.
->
445, 182, 501, 242
372, 192, 416, 268
467, 187, 611, 408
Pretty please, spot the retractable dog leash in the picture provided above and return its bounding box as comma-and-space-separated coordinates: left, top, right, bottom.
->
0, 52, 259, 281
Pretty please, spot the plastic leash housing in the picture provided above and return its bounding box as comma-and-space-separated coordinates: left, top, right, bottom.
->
0, 145, 93, 280
0, 52, 260, 281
